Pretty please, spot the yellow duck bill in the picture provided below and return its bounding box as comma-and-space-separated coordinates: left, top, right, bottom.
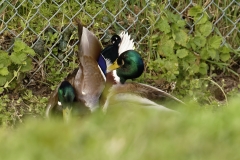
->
107, 60, 121, 72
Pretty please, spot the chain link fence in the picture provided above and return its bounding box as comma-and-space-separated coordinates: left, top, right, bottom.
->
0, 0, 239, 87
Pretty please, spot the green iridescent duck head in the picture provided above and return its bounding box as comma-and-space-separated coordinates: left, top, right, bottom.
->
58, 81, 75, 122
107, 50, 144, 84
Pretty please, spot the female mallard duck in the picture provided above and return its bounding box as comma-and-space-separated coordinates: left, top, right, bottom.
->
45, 19, 106, 121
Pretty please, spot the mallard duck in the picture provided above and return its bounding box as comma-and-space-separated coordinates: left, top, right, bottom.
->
57, 81, 75, 121
99, 33, 185, 112
100, 34, 121, 63
45, 19, 106, 121
107, 49, 144, 84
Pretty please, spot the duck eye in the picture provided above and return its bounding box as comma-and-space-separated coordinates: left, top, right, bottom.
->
121, 59, 124, 65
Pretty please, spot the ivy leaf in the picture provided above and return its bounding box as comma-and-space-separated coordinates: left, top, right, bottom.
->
195, 13, 208, 25
10, 52, 27, 64
0, 51, 11, 67
208, 35, 222, 49
0, 76, 7, 86
13, 39, 26, 52
193, 35, 206, 48
185, 53, 197, 64
192, 64, 199, 74
176, 49, 189, 58
157, 18, 171, 34
167, 11, 180, 22
188, 6, 203, 17
176, 20, 186, 28
0, 67, 9, 76
158, 39, 175, 56
208, 48, 217, 59
199, 62, 208, 75
220, 45, 231, 54
181, 60, 189, 70
200, 48, 209, 60
220, 52, 230, 62
0, 87, 4, 94
173, 30, 188, 47
199, 21, 212, 37
24, 47, 36, 56
20, 57, 34, 72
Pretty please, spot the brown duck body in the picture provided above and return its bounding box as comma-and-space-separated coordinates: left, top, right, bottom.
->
46, 19, 105, 118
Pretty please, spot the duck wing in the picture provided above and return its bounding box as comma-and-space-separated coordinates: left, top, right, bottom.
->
72, 55, 105, 111
75, 19, 106, 111
77, 19, 102, 61
102, 82, 185, 112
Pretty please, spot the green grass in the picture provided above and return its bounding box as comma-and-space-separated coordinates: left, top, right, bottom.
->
0, 96, 239, 160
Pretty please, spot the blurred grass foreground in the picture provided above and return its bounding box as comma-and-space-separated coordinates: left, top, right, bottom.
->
0, 97, 240, 160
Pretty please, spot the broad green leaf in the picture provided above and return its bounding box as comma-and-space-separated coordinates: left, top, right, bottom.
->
158, 39, 175, 56
0, 67, 9, 76
13, 39, 26, 52
20, 58, 34, 72
220, 52, 230, 62
193, 35, 206, 48
0, 87, 4, 94
208, 48, 217, 59
10, 52, 27, 64
192, 64, 199, 74
0, 76, 7, 86
167, 11, 180, 22
185, 53, 197, 64
220, 45, 231, 54
24, 47, 36, 56
0, 51, 11, 67
176, 49, 189, 58
176, 20, 186, 28
200, 48, 209, 60
157, 18, 171, 34
181, 61, 189, 70
189, 39, 197, 50
208, 35, 222, 49
195, 13, 208, 25
173, 30, 188, 47
199, 21, 212, 37
188, 6, 203, 17
199, 62, 208, 75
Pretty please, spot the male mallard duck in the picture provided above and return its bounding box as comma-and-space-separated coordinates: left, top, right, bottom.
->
100, 34, 121, 64
99, 33, 185, 112
45, 19, 106, 121
100, 32, 141, 84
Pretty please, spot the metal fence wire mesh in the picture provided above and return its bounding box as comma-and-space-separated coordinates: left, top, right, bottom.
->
0, 0, 239, 87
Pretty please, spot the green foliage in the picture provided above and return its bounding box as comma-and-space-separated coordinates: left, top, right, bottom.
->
145, 5, 238, 99
0, 39, 36, 93
0, 90, 47, 127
